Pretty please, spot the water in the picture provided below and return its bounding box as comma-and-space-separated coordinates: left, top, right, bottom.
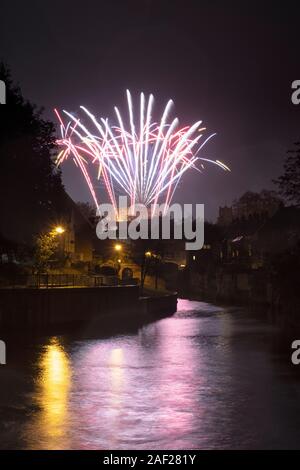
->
0, 299, 300, 449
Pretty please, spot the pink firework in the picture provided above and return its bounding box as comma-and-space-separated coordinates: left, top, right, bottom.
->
55, 90, 230, 216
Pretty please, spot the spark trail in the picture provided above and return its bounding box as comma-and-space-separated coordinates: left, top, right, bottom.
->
55, 90, 230, 217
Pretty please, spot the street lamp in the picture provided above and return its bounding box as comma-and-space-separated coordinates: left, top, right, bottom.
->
54, 226, 65, 235
114, 244, 122, 274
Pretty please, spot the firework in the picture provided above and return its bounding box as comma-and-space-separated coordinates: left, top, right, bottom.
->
55, 90, 230, 216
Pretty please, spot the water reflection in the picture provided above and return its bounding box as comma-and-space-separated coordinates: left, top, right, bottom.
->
108, 348, 125, 448
4, 299, 300, 449
26, 337, 71, 449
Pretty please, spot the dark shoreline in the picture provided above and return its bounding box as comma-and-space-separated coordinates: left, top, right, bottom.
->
0, 286, 177, 338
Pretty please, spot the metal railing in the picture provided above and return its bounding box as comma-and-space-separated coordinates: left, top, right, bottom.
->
0, 274, 119, 288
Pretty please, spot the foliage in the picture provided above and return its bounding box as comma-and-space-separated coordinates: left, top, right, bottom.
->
233, 190, 282, 215
77, 201, 96, 221
0, 62, 65, 245
34, 233, 59, 272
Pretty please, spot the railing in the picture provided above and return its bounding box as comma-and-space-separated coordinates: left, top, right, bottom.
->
0, 274, 119, 288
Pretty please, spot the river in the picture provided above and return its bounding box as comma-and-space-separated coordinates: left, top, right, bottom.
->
0, 298, 299, 449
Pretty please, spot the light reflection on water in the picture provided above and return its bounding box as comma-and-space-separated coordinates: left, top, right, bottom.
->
1, 299, 300, 449
27, 338, 71, 449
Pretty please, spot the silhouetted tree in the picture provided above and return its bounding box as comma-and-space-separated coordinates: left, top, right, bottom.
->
34, 232, 59, 273
0, 62, 65, 245
77, 201, 96, 221
233, 190, 282, 219
273, 142, 300, 206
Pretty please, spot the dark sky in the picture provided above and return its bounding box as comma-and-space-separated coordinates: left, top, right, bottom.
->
2, 0, 300, 220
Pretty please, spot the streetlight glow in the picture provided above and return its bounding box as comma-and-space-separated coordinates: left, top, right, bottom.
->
114, 244, 122, 252
54, 226, 65, 234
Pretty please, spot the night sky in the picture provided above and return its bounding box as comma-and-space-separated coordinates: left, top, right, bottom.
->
2, 0, 300, 220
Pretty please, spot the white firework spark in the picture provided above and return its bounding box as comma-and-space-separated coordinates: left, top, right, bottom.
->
55, 90, 230, 216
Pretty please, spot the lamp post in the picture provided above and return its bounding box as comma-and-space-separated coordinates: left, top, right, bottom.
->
51, 226, 66, 273
114, 244, 122, 273
140, 250, 152, 293
144, 251, 160, 290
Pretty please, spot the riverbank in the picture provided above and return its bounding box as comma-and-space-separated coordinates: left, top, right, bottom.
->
0, 285, 177, 332
182, 268, 300, 331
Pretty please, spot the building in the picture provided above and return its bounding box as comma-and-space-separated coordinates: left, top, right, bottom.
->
217, 190, 282, 226
53, 193, 95, 264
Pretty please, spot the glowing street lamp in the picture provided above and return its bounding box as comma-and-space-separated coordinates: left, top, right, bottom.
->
145, 251, 152, 258
54, 226, 65, 235
114, 244, 122, 252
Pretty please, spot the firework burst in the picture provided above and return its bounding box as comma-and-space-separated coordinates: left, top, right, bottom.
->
55, 90, 230, 216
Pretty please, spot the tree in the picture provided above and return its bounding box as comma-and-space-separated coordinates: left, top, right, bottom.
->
77, 201, 97, 221
232, 190, 282, 219
273, 142, 300, 206
34, 233, 59, 272
0, 63, 65, 245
